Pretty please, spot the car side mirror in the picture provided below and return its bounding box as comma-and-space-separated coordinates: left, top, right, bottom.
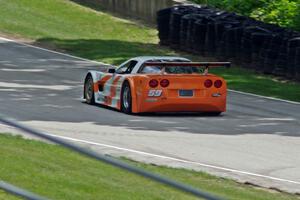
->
108, 68, 116, 73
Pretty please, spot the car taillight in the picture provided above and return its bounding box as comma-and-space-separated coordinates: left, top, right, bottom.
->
214, 80, 223, 88
204, 79, 213, 88
149, 79, 158, 88
160, 79, 169, 87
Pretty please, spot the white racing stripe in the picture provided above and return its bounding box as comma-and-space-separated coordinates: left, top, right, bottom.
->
111, 76, 125, 107
44, 132, 300, 185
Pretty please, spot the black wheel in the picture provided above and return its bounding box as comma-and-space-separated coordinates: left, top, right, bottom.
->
206, 112, 222, 116
121, 81, 132, 114
84, 75, 95, 104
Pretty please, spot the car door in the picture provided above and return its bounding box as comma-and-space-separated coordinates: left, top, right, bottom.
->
103, 60, 138, 107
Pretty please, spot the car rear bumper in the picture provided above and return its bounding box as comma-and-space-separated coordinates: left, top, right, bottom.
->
136, 96, 226, 113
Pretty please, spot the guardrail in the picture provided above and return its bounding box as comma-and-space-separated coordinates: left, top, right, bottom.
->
0, 116, 225, 200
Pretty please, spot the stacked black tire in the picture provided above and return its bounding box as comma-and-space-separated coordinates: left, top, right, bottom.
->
157, 5, 300, 80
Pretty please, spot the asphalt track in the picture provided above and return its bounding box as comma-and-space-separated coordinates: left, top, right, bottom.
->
0, 37, 300, 194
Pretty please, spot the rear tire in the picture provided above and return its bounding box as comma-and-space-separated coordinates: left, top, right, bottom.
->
84, 75, 95, 104
206, 112, 222, 116
121, 81, 132, 114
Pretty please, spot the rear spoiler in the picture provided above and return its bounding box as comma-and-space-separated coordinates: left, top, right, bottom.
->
143, 62, 231, 75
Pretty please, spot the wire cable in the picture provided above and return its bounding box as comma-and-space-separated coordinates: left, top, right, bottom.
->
0, 116, 224, 200
0, 181, 49, 200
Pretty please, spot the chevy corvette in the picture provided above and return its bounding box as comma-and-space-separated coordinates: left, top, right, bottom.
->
83, 56, 230, 115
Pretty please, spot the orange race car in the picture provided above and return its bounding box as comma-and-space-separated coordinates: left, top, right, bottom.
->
83, 56, 230, 115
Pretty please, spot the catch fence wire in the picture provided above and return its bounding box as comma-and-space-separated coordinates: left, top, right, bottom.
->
0, 181, 49, 200
0, 116, 225, 200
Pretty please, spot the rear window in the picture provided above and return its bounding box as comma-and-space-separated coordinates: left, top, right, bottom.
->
140, 66, 203, 74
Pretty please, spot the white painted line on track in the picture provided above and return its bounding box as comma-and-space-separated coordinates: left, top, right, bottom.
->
0, 37, 106, 65
228, 90, 300, 105
0, 37, 13, 42
1, 36, 299, 105
45, 132, 300, 185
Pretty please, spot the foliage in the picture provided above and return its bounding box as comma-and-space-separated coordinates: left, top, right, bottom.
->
292, 0, 300, 30
251, 0, 298, 29
191, 0, 300, 31
220, 0, 264, 16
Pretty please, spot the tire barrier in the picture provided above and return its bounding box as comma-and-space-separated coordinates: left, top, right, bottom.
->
157, 5, 300, 80
296, 47, 300, 80
169, 6, 198, 48
288, 37, 300, 78
157, 7, 173, 46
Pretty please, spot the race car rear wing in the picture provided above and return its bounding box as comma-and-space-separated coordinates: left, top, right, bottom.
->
143, 62, 231, 75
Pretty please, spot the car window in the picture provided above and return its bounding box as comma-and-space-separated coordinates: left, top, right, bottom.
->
165, 66, 201, 74
116, 60, 138, 74
141, 66, 162, 74
140, 66, 203, 74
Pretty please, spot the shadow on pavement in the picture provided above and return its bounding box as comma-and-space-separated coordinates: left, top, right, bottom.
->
0, 39, 300, 136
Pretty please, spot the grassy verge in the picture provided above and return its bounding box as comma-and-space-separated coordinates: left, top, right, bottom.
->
0, 0, 300, 101
1, 133, 299, 200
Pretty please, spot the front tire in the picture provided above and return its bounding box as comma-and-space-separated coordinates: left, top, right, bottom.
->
84, 75, 95, 104
121, 81, 132, 114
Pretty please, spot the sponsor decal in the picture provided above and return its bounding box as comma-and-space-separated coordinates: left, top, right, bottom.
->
148, 90, 162, 97
212, 93, 222, 97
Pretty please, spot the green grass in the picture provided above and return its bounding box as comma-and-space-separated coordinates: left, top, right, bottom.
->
210, 67, 300, 100
0, 0, 300, 102
1, 133, 300, 200
0, 190, 19, 200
